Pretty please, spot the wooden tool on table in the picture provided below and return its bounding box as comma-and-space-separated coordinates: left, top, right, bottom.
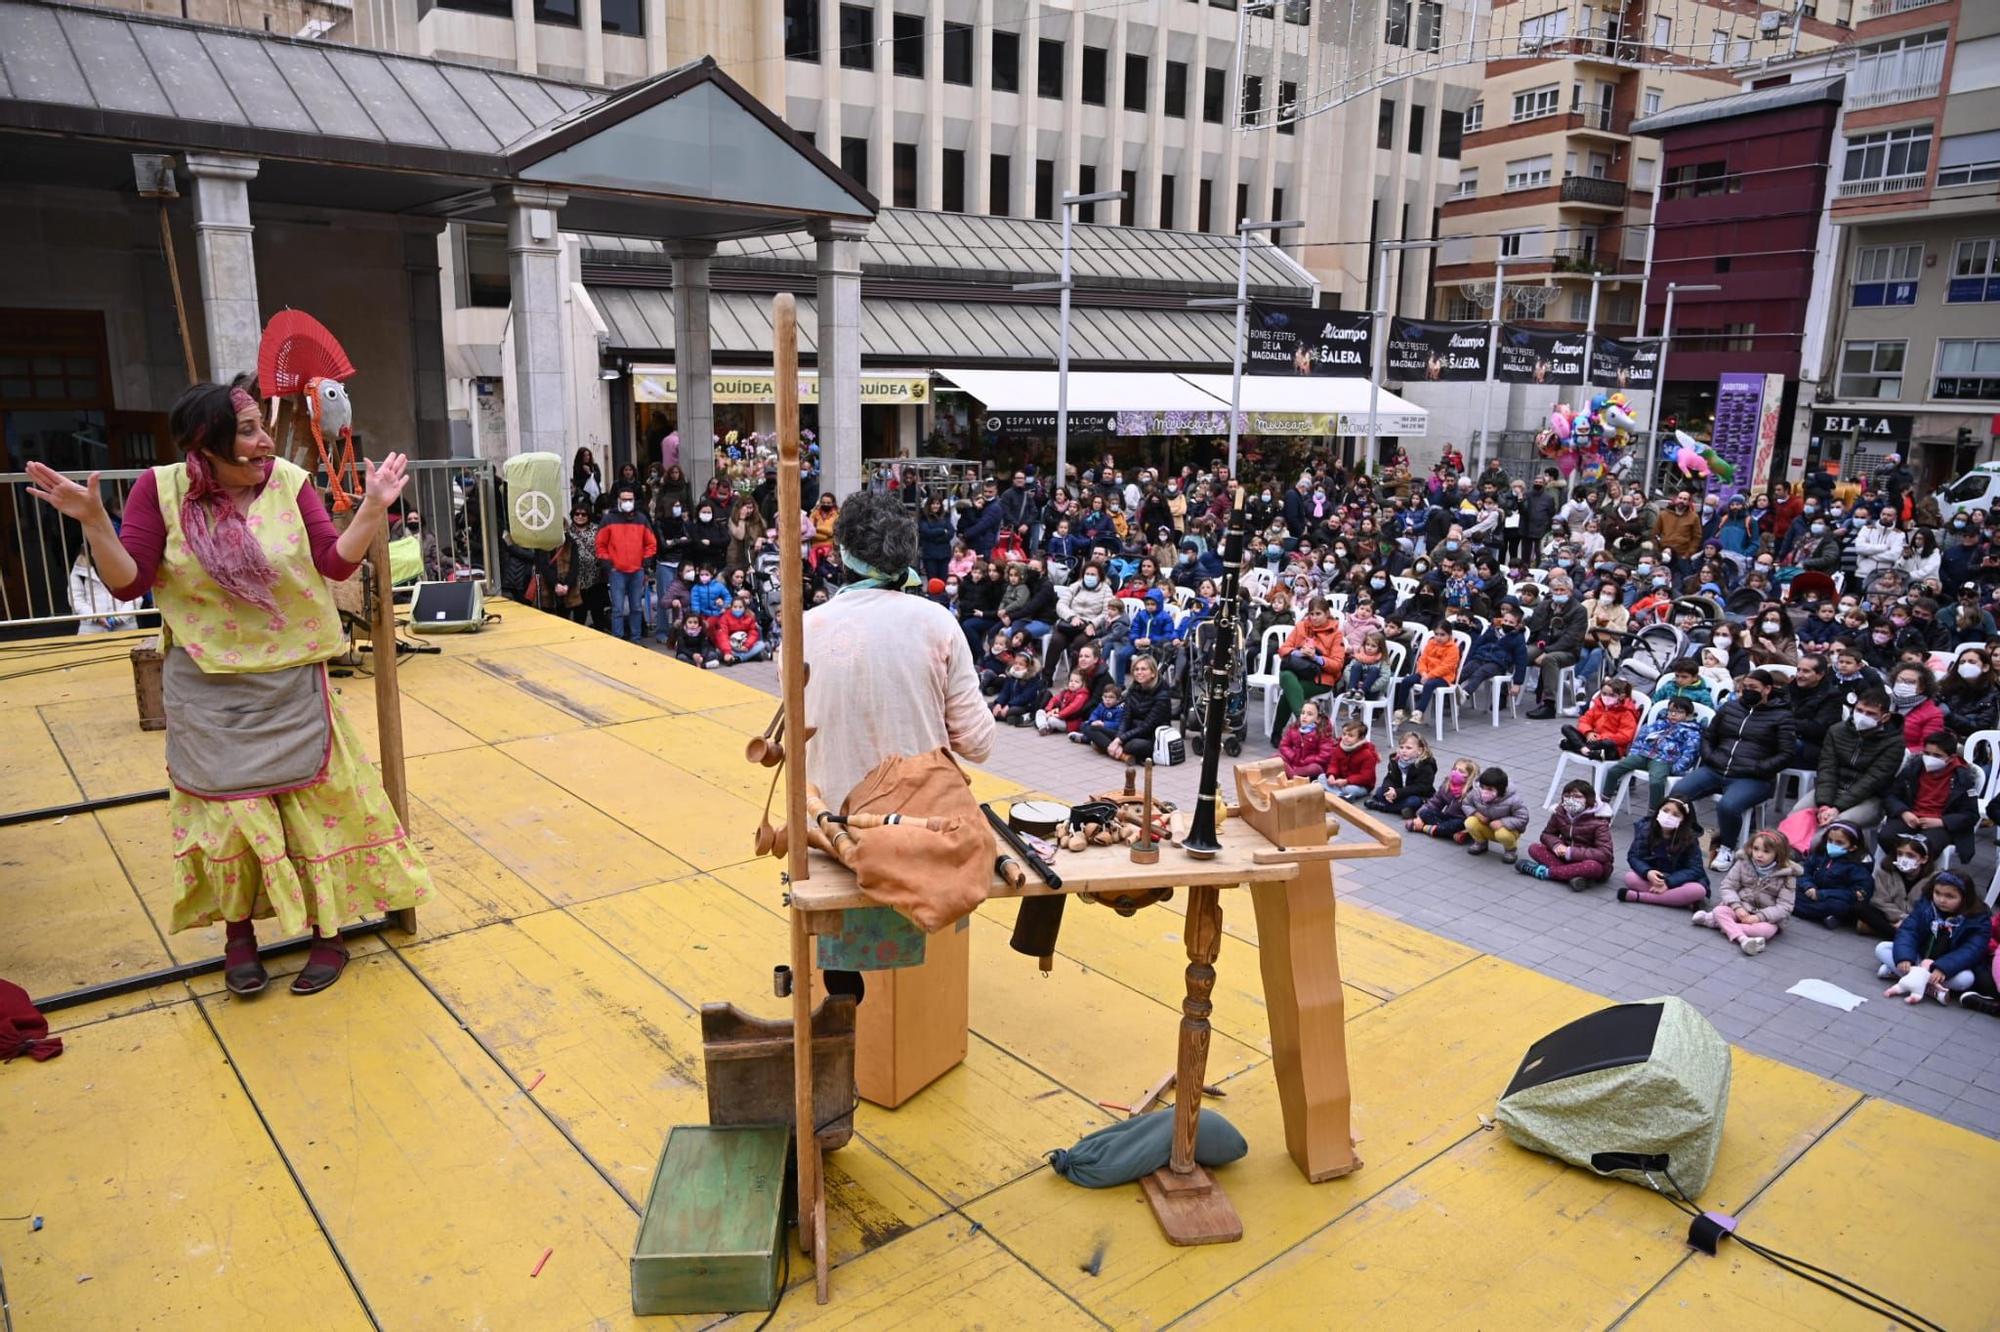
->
1129, 761, 1159, 866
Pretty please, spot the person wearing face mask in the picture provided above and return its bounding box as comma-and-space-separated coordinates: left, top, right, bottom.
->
1859, 834, 1941, 941
1795, 514, 1844, 575
594, 485, 660, 644
1517, 779, 1615, 888
1671, 669, 1796, 872
1887, 663, 1943, 753
1854, 507, 1907, 581
682, 497, 730, 570
1939, 650, 1999, 736
1460, 766, 1530, 863
1523, 574, 1587, 719
1744, 605, 1798, 668
1803, 686, 1902, 837
1617, 797, 1711, 908
1790, 821, 1873, 928
1883, 730, 1980, 867
557, 503, 611, 632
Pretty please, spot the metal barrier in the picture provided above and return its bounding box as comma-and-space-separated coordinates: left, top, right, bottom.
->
0, 458, 498, 637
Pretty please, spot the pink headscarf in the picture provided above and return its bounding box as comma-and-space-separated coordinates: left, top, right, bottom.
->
179, 391, 280, 611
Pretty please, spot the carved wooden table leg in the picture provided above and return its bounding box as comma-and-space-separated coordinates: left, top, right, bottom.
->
1140, 883, 1243, 1245
1252, 865, 1362, 1182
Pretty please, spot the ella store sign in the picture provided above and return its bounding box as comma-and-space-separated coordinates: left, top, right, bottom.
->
632, 369, 930, 406
1810, 411, 1911, 441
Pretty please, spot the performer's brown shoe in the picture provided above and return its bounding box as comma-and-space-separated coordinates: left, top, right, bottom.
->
290, 940, 349, 995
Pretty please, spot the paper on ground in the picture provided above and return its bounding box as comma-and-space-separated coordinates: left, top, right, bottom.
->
1787, 978, 1868, 1012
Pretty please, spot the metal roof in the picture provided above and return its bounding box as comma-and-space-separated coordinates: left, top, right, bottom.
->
1630, 75, 1846, 137
579, 207, 1317, 300
590, 286, 1241, 368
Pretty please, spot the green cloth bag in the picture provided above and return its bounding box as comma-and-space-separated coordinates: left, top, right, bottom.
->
1046, 1109, 1248, 1188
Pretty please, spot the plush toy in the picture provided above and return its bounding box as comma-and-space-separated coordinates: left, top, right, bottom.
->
1884, 964, 1935, 1005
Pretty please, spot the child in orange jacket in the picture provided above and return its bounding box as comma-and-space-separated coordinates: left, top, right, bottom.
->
1560, 675, 1642, 761
1394, 627, 1462, 725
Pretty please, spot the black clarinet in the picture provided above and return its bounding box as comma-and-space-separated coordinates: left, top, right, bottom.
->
1181, 485, 1247, 860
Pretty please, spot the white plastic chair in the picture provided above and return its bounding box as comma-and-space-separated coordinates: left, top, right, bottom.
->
1390, 575, 1418, 602
1428, 630, 1474, 744
1326, 592, 1350, 616
1545, 696, 1659, 810
1327, 641, 1406, 749
1247, 623, 1291, 736
1242, 567, 1276, 601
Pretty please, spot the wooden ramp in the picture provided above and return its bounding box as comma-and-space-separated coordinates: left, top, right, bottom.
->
1, 613, 1995, 1331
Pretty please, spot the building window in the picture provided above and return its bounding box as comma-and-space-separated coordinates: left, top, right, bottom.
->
1125, 53, 1149, 111
1936, 339, 2000, 400
529, 0, 579, 28
989, 153, 1011, 215
599, 0, 643, 35
1938, 132, 2000, 189
1236, 181, 1249, 226
839, 4, 872, 70
1650, 15, 1670, 49
1850, 33, 1946, 108
1634, 157, 1656, 190
1837, 340, 1905, 399
1453, 165, 1478, 198
1709, 29, 1729, 64
461, 227, 510, 308
1438, 108, 1463, 159
1853, 242, 1922, 306
1841, 126, 1933, 197
942, 148, 966, 212
892, 141, 918, 207
784, 0, 819, 60
1377, 98, 1396, 148
1408, 104, 1426, 153
1504, 154, 1553, 191
942, 21, 973, 84
1279, 81, 1298, 134
1444, 291, 1481, 321
1512, 85, 1560, 122
1165, 62, 1189, 118
1568, 291, 1590, 322
1035, 158, 1055, 219
1385, 0, 1410, 46
1272, 186, 1285, 221
1642, 87, 1662, 116
1498, 231, 1526, 258
1242, 75, 1263, 125
1663, 160, 1734, 199
840, 136, 869, 189
1203, 68, 1227, 123
992, 30, 1019, 91
1520, 8, 1568, 51
1948, 238, 2000, 303
891, 12, 923, 78
1160, 175, 1177, 228
1416, 0, 1442, 51
1198, 178, 1214, 232
1463, 101, 1483, 133
1082, 45, 1108, 105
1121, 171, 1138, 225
1079, 164, 1099, 221
1038, 38, 1064, 99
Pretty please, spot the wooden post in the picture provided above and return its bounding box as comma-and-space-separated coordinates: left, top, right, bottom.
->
773, 292, 828, 1303
368, 525, 416, 935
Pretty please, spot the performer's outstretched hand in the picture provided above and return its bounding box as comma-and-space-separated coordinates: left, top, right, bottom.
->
24, 461, 109, 524
363, 453, 410, 509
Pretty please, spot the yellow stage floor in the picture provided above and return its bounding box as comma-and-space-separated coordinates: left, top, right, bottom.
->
1, 612, 1994, 1330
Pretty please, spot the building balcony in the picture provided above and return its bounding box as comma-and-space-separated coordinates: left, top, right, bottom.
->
1558, 175, 1627, 208
1848, 80, 1943, 109
1837, 173, 1929, 199
1862, 0, 1947, 17
1568, 104, 1632, 136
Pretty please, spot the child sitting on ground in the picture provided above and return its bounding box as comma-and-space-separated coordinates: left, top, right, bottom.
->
1342, 630, 1389, 701
977, 627, 1014, 695
991, 650, 1045, 727
1617, 796, 1711, 908
1368, 732, 1437, 817
1075, 681, 1125, 748
1323, 719, 1380, 801
1860, 833, 1938, 939
1278, 700, 1335, 780
1560, 676, 1642, 761
672, 610, 720, 669
1790, 822, 1873, 928
1518, 779, 1614, 889
1651, 658, 1715, 709
1036, 669, 1094, 736
1876, 870, 1993, 1005
1408, 758, 1481, 840
1462, 766, 1530, 864
1598, 696, 1703, 815
1697, 830, 1798, 957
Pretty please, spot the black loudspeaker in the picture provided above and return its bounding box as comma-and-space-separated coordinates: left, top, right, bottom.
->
408, 580, 485, 634
1495, 997, 1732, 1195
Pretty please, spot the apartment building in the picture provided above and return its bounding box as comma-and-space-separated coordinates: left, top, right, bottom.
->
1812, 0, 2000, 493
1425, 0, 1851, 452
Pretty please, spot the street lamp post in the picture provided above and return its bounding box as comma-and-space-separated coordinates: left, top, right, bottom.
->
1015, 188, 1127, 499
1368, 239, 1440, 473
1190, 218, 1304, 476
1642, 281, 1721, 485
1475, 256, 1512, 475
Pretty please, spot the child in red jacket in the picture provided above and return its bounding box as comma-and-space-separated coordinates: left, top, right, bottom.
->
1036, 669, 1095, 736
1560, 676, 1643, 761
1323, 718, 1380, 800
1279, 700, 1335, 780
712, 595, 766, 665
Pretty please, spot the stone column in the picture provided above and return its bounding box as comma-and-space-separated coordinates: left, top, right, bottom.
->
645, 0, 667, 73
404, 226, 450, 461
581, 0, 604, 84
500, 185, 568, 459
813, 220, 868, 500
511, 0, 537, 73
669, 239, 716, 495
184, 152, 261, 385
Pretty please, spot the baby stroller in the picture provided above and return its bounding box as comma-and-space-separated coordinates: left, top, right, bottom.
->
1615, 622, 1688, 696
1180, 617, 1246, 758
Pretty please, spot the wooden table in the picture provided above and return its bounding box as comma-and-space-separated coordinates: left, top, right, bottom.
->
784, 763, 1401, 1290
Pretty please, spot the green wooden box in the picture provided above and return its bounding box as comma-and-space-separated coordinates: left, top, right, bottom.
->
631, 1124, 789, 1315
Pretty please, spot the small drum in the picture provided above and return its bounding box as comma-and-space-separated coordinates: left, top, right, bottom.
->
1007, 800, 1071, 839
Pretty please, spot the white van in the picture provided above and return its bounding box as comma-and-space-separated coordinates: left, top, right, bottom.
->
1938, 462, 2000, 523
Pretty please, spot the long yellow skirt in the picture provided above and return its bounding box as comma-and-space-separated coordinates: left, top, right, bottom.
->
168, 696, 431, 938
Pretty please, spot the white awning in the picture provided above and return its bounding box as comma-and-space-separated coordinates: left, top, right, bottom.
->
934, 367, 1226, 413
1175, 373, 1429, 438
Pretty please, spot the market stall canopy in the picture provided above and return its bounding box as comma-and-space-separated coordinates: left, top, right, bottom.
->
933, 369, 1227, 413
934, 368, 1429, 438
1176, 373, 1429, 438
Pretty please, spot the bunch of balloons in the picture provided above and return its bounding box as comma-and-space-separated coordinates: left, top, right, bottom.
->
1537, 392, 1638, 482
1671, 429, 1736, 482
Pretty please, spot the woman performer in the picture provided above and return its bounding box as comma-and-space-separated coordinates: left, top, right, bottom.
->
25, 380, 431, 996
